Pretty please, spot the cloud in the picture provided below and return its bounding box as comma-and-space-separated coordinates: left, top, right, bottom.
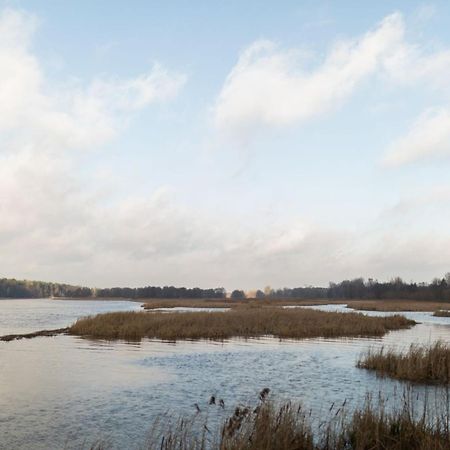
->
213, 13, 404, 139
0, 8, 186, 153
383, 108, 450, 166
3, 7, 450, 289
214, 8, 450, 165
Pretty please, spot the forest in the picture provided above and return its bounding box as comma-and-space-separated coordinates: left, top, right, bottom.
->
1, 275, 450, 301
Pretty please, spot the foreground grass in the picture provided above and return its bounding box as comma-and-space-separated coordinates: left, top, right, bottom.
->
69, 308, 414, 341
90, 390, 450, 450
357, 341, 450, 384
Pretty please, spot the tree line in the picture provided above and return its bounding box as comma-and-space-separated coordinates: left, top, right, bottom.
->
0, 278, 225, 299
255, 275, 450, 302
2, 275, 450, 302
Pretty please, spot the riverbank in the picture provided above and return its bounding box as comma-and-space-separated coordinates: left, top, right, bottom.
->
69, 307, 415, 341
0, 327, 68, 342
345, 299, 450, 312
141, 298, 450, 312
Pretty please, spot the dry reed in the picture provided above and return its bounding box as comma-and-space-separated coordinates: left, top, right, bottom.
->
346, 299, 450, 312
69, 308, 414, 341
357, 341, 450, 384
434, 310, 450, 317
140, 390, 450, 450
142, 298, 342, 310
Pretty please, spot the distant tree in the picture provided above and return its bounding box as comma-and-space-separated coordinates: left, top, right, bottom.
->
230, 289, 246, 299
255, 289, 265, 299
445, 273, 450, 286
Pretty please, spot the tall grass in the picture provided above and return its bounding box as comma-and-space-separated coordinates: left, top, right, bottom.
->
69, 308, 414, 341
142, 298, 341, 310
434, 310, 450, 317
346, 299, 450, 312
357, 341, 450, 384
90, 390, 450, 449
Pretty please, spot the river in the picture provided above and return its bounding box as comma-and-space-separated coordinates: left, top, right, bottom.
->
1, 300, 449, 449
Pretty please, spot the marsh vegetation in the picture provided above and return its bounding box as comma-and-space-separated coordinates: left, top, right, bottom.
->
357, 341, 450, 384
69, 307, 414, 341
345, 299, 450, 312
434, 310, 450, 317
90, 390, 450, 450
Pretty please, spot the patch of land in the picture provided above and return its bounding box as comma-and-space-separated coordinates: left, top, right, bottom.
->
345, 299, 450, 312
357, 341, 450, 384
143, 298, 450, 312
0, 327, 69, 342
69, 307, 414, 341
433, 310, 450, 317
141, 298, 342, 310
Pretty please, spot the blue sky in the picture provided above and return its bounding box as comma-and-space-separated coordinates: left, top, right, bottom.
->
1, 1, 450, 290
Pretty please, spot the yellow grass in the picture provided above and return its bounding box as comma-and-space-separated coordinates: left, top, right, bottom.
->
142, 298, 450, 312
357, 341, 450, 384
434, 310, 450, 317
69, 307, 414, 341
141, 298, 343, 310
346, 299, 450, 312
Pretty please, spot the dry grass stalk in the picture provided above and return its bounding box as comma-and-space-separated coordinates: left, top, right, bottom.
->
346, 299, 450, 312
144, 390, 450, 450
69, 308, 414, 341
433, 310, 450, 317
357, 341, 450, 384
142, 298, 344, 310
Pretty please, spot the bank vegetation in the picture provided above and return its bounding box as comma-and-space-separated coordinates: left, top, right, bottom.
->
357, 341, 450, 384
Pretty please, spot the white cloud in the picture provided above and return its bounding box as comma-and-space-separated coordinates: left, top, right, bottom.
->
0, 8, 186, 153
3, 7, 450, 289
214, 9, 450, 167
213, 13, 404, 138
383, 108, 450, 166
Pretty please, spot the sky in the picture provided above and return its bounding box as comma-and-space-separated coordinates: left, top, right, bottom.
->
1, 1, 450, 290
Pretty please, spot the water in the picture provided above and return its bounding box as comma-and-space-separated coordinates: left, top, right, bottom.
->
1, 300, 450, 449
0, 299, 142, 335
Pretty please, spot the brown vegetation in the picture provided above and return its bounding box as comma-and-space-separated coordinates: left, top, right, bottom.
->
0, 327, 69, 342
357, 341, 450, 384
142, 298, 450, 312
141, 298, 341, 310
433, 310, 450, 317
346, 299, 450, 312
69, 308, 414, 341
91, 390, 450, 450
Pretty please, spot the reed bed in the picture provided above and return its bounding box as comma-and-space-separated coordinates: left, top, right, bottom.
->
91, 389, 450, 450
346, 299, 450, 312
69, 308, 414, 341
144, 298, 450, 312
141, 298, 340, 310
357, 341, 450, 384
434, 310, 450, 317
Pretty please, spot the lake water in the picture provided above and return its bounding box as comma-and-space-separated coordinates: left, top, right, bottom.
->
1, 300, 450, 449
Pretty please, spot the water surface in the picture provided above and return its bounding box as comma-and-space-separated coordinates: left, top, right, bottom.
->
1, 301, 449, 449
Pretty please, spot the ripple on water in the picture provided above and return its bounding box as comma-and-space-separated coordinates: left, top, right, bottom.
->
0, 301, 449, 449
